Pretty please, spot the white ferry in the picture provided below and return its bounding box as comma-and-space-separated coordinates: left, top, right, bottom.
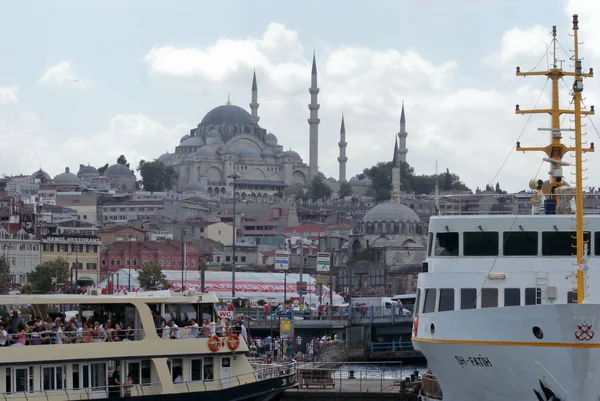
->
413, 15, 598, 401
0, 290, 296, 400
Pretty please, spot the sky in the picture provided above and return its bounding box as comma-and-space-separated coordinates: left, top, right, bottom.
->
1, 0, 600, 192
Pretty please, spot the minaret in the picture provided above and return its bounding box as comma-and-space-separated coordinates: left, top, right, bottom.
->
337, 114, 348, 182
308, 52, 320, 180
250, 70, 260, 122
391, 135, 402, 201
397, 102, 408, 163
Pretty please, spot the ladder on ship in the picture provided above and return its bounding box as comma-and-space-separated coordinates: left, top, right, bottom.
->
535, 271, 549, 303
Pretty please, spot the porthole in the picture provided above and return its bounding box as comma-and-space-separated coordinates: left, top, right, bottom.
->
532, 326, 544, 339
430, 323, 435, 335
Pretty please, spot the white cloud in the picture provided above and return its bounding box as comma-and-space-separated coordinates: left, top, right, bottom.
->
40, 61, 94, 88
0, 87, 18, 105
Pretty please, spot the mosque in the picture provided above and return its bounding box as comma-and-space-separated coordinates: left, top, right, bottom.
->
156, 55, 409, 199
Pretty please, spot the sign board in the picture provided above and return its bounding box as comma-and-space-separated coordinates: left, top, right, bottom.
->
296, 281, 307, 293
218, 310, 233, 319
280, 319, 293, 339
274, 250, 290, 271
316, 252, 331, 272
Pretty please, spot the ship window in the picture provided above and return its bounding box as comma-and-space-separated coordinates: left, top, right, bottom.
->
434, 232, 459, 256
503, 231, 538, 256
504, 288, 521, 306
481, 288, 498, 308
7, 366, 34, 393
438, 288, 455, 312
427, 233, 433, 256
141, 360, 152, 384
460, 288, 477, 310
42, 365, 66, 390
167, 359, 183, 383
464, 232, 498, 256
525, 288, 542, 305
423, 288, 437, 313
567, 291, 578, 304
594, 232, 600, 255
414, 288, 421, 316
204, 357, 214, 381
542, 231, 590, 256
191, 359, 203, 381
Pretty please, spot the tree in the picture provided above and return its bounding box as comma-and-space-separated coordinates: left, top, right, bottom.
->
338, 182, 353, 198
0, 257, 11, 294
137, 160, 178, 192
32, 169, 50, 184
137, 263, 172, 291
26, 259, 69, 294
98, 163, 109, 175
117, 155, 130, 168
308, 176, 332, 201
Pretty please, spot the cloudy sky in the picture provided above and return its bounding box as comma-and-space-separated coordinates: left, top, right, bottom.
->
1, 0, 599, 192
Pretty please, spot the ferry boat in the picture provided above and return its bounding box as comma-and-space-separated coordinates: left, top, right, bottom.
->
413, 15, 599, 401
0, 290, 296, 400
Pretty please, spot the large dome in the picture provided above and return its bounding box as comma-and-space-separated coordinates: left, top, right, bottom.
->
201, 105, 255, 125
362, 201, 420, 222
54, 167, 81, 185
104, 164, 132, 177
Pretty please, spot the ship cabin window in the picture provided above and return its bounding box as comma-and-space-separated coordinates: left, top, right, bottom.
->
434, 232, 459, 256
167, 359, 184, 383
504, 288, 521, 306
427, 233, 434, 256
164, 303, 214, 327
6, 366, 34, 393
594, 232, 600, 255
542, 231, 590, 256
438, 288, 455, 312
503, 231, 538, 256
481, 288, 498, 308
126, 360, 152, 385
460, 288, 477, 309
41, 365, 67, 391
414, 289, 421, 316
73, 363, 107, 390
525, 287, 542, 305
423, 288, 437, 313
204, 357, 214, 380
463, 232, 498, 256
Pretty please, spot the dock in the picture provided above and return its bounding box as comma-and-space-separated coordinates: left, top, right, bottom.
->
281, 378, 421, 401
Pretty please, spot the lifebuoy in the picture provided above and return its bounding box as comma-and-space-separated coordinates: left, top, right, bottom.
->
227, 334, 240, 351
208, 335, 221, 352
412, 317, 419, 337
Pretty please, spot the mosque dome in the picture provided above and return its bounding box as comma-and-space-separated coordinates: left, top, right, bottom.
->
54, 167, 81, 185
103, 164, 132, 177
262, 149, 275, 157
180, 134, 190, 143
206, 129, 221, 138
158, 153, 171, 163
239, 148, 262, 158
194, 146, 219, 157
201, 104, 255, 126
362, 202, 420, 222
180, 136, 205, 147
219, 147, 239, 156
265, 133, 278, 145
283, 150, 302, 161
31, 169, 51, 183
182, 181, 206, 192
78, 165, 99, 176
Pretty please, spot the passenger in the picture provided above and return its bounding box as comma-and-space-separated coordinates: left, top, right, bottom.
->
0, 323, 7, 347
184, 319, 199, 338
215, 317, 223, 337
169, 320, 180, 339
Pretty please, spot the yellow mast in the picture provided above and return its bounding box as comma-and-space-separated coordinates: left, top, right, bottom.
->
515, 15, 594, 302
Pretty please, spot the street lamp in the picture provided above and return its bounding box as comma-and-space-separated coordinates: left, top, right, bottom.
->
128, 235, 132, 292
181, 227, 188, 292
228, 173, 240, 298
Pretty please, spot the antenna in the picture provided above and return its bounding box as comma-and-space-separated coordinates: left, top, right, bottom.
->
435, 158, 440, 216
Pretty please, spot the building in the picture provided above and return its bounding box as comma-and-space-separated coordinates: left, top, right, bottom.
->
56, 191, 99, 224
160, 198, 211, 222
1, 175, 39, 196
100, 240, 199, 278
97, 225, 146, 248
189, 221, 234, 245
0, 224, 41, 286
211, 244, 258, 267
40, 220, 101, 286
99, 200, 164, 223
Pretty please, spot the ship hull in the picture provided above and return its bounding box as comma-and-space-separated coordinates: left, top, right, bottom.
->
413, 304, 600, 401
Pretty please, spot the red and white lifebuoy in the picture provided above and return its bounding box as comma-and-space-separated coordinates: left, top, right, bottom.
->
226, 334, 240, 351
412, 317, 419, 337
208, 335, 222, 352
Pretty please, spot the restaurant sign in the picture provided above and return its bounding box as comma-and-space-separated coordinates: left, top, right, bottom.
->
45, 236, 101, 244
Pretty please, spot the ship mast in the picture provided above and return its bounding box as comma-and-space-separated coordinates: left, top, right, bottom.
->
515, 15, 594, 303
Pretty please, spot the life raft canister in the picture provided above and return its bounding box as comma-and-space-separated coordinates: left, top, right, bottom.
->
227, 334, 241, 351
208, 335, 222, 352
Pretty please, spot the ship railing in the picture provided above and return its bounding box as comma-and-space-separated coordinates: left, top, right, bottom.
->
4, 328, 146, 346
370, 341, 414, 352
432, 192, 600, 216
241, 305, 411, 324
0, 363, 297, 399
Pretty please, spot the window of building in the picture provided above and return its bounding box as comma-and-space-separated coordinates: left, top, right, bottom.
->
102, 259, 106, 266
172, 258, 176, 266
166, 258, 170, 267
110, 259, 115, 266
525, 287, 542, 305
464, 232, 498, 256
503, 231, 538, 256
438, 288, 455, 312
542, 231, 590, 256
241, 256, 246, 263
481, 288, 498, 308
133, 258, 138, 266
504, 288, 520, 306
460, 288, 477, 309
143, 257, 148, 264
434, 232, 459, 256
423, 288, 437, 313
225, 256, 231, 262
86, 263, 97, 270
116, 259, 121, 266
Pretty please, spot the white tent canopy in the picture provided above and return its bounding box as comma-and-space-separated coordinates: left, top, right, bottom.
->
99, 269, 343, 305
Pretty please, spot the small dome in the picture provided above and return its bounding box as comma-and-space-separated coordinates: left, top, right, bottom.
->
104, 164, 132, 177
327, 177, 337, 183
183, 181, 206, 192
206, 129, 221, 138
180, 136, 205, 147
158, 153, 171, 163
262, 149, 274, 157
362, 202, 420, 222
265, 133, 278, 144
283, 150, 302, 161
201, 104, 255, 125
31, 169, 51, 183
349, 177, 360, 183
54, 167, 81, 185
96, 183, 111, 191
78, 165, 99, 176
239, 148, 262, 158
180, 134, 190, 143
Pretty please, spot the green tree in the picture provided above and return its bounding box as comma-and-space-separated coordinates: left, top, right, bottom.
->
137, 263, 172, 291
98, 163, 109, 175
137, 160, 178, 192
0, 257, 11, 294
308, 176, 332, 201
117, 155, 130, 168
26, 259, 69, 294
32, 169, 50, 184
338, 182, 353, 198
